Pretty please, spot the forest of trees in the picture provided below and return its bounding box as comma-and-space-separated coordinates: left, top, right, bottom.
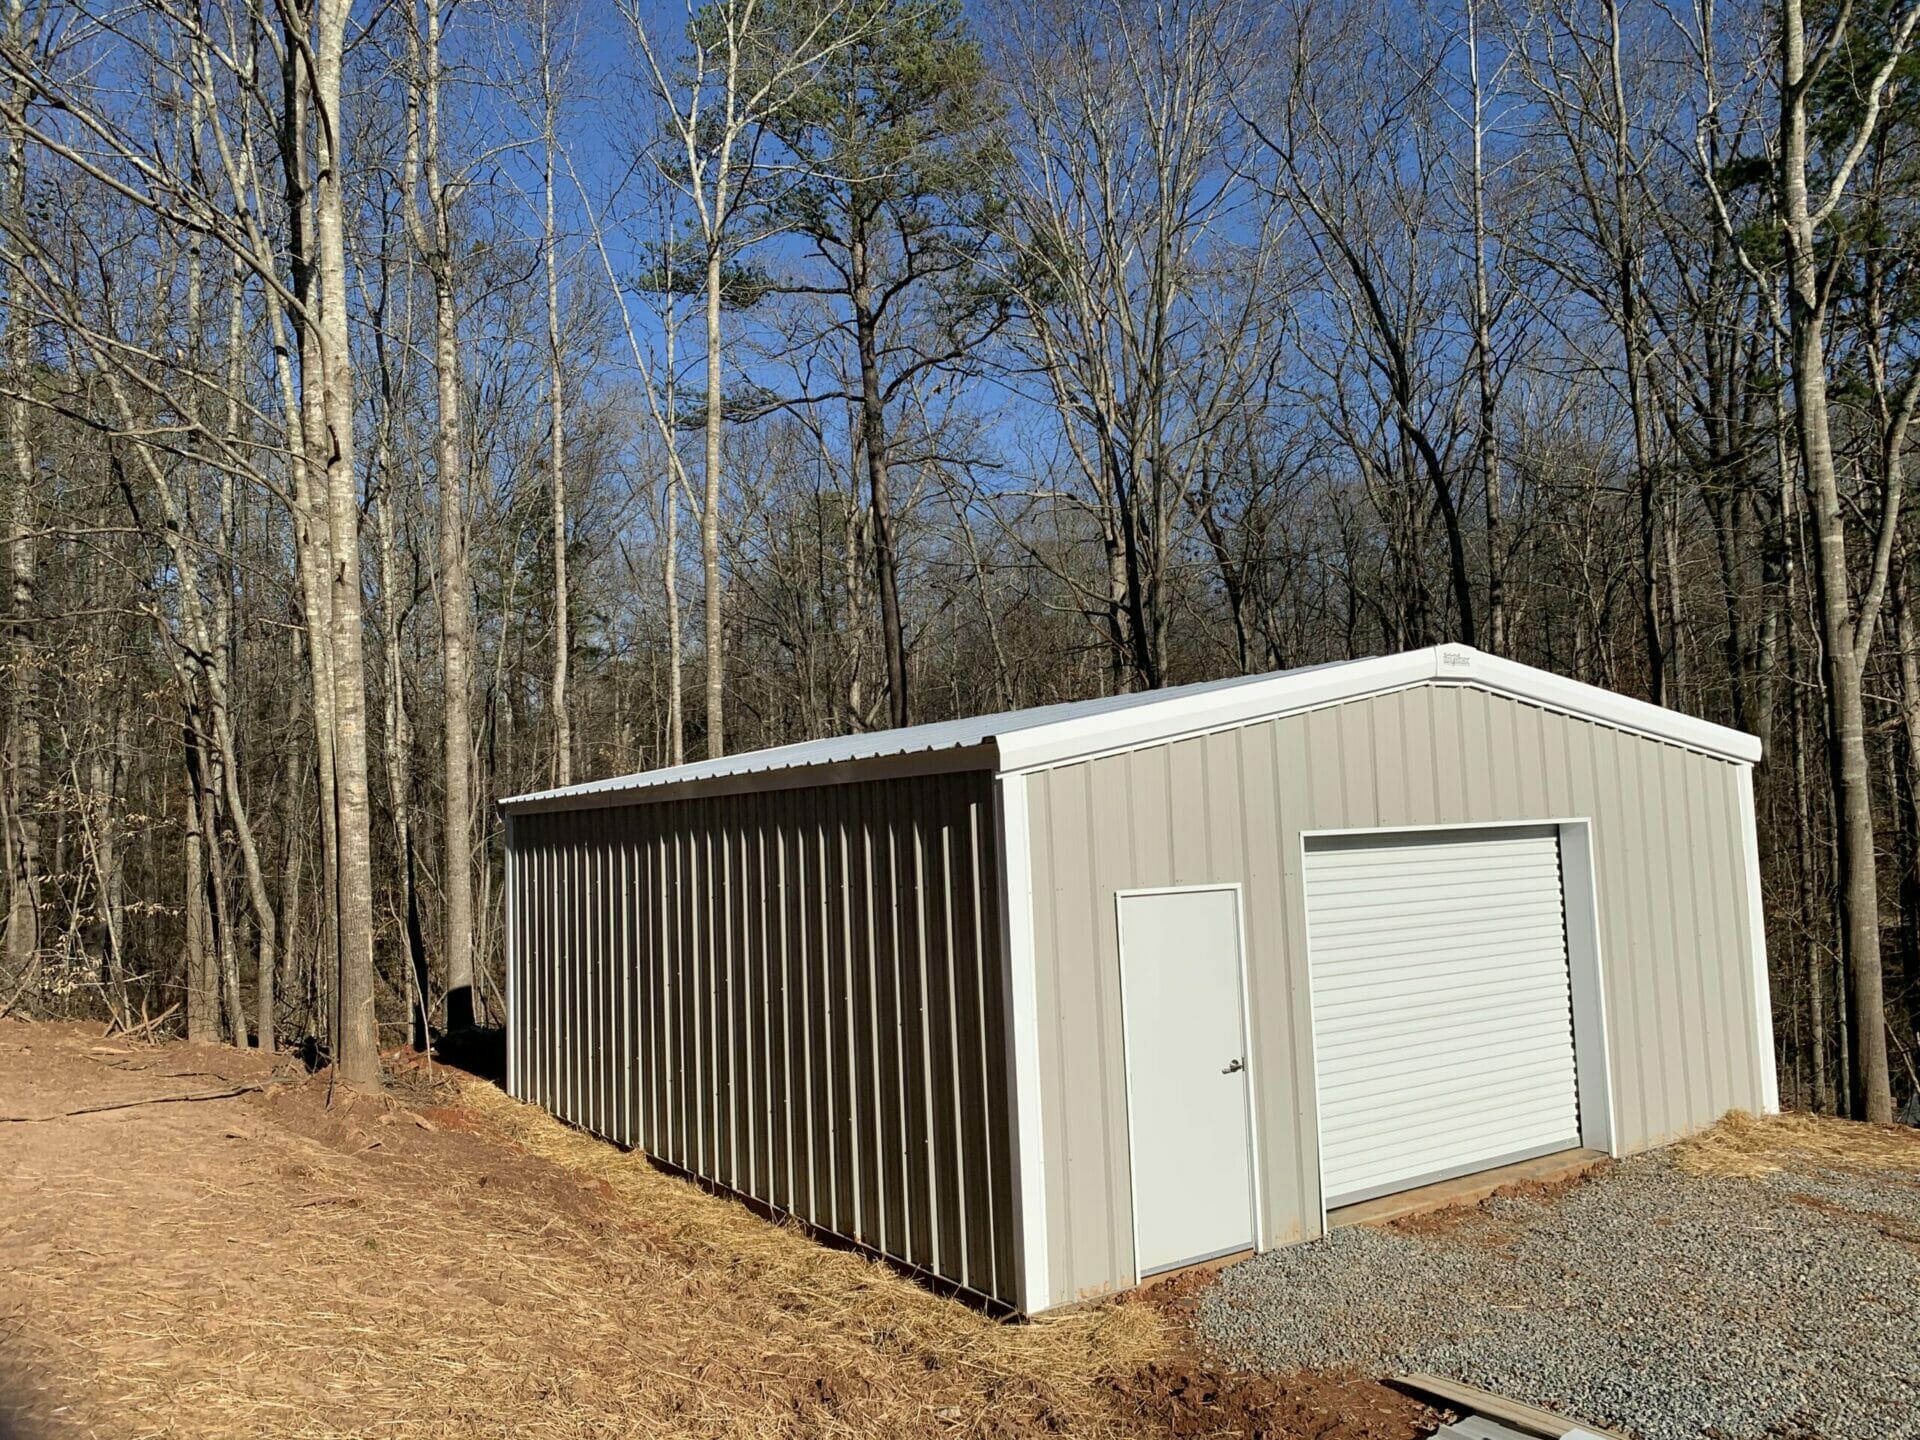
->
1, 0, 1916, 1119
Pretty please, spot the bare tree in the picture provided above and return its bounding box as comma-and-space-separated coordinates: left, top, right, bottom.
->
570, 131, 694, 767
1255, 0, 1480, 647
303, 0, 381, 1084
401, 0, 479, 1031
538, 0, 575, 786
1509, 0, 1677, 702
625, 0, 863, 755
1697, 0, 1920, 1122
1001, 0, 1281, 690
0, 0, 48, 991
1463, 0, 1510, 654
0, 0, 1916, 1123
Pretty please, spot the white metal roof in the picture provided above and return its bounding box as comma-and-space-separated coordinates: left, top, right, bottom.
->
499, 644, 1761, 813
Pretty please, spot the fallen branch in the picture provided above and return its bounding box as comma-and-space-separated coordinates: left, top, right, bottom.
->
0, 1080, 274, 1123
104, 1000, 181, 1044
0, 958, 39, 1021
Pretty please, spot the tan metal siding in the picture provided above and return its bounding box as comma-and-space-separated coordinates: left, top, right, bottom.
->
1025, 683, 1766, 1305
504, 769, 1017, 1307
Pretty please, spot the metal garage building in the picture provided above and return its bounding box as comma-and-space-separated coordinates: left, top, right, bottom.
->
500, 644, 1775, 1314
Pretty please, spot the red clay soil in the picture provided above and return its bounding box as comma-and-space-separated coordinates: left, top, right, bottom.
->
1784, 1189, 1920, 1247
1111, 1362, 1439, 1440
1386, 1163, 1610, 1241
0, 1018, 1434, 1440
1116, 1269, 1440, 1439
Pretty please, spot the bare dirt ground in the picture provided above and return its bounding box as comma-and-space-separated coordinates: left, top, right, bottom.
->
0, 1019, 1435, 1440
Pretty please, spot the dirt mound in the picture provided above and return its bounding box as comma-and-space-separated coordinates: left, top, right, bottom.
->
0, 1017, 1457, 1439
1112, 1360, 1439, 1439
250, 1070, 435, 1154
1385, 1162, 1610, 1242
2, 1018, 1183, 1438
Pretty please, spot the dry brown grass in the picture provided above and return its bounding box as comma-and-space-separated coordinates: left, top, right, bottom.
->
0, 1021, 1449, 1440
23, 1022, 1916, 1440
452, 1074, 1172, 1435
1669, 1108, 1920, 1180
3, 1021, 1191, 1440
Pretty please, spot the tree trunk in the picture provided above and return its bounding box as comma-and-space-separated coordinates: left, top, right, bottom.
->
1895, 561, 1920, 1095
1791, 609, 1832, 1112
183, 767, 214, 1043
88, 708, 131, 1028
1107, 443, 1161, 691
277, 696, 310, 1040
702, 247, 726, 757
1595, 1, 1665, 703
215, 259, 278, 1054
183, 715, 224, 1041
1803, 387, 1883, 1121
544, 93, 573, 786
1406, 425, 1477, 648
201, 740, 247, 1047
278, 18, 343, 1066
1, 0, 40, 988
375, 463, 429, 1051
1467, 0, 1503, 655
405, 0, 474, 1035
1776, 0, 1895, 1123
664, 475, 685, 766
1782, 385, 1828, 1112
851, 230, 909, 727
311, 0, 379, 1086
293, 510, 338, 1052
433, 264, 475, 1031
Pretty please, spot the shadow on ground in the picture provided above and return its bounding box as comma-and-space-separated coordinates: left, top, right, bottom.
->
424, 1025, 506, 1085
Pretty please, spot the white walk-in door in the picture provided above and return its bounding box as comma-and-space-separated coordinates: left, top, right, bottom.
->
1305, 827, 1581, 1208
1118, 887, 1255, 1276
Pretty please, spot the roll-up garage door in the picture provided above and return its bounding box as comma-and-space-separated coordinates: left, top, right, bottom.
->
1304, 826, 1581, 1208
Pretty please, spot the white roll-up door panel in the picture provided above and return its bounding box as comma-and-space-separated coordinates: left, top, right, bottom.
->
1305, 827, 1581, 1208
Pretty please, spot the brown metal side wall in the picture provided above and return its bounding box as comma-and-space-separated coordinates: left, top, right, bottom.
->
504, 770, 1016, 1306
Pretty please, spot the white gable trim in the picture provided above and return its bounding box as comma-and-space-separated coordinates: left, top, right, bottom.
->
501, 647, 1761, 814
994, 646, 1760, 774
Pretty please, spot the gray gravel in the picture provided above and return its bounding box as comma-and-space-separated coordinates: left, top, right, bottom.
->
1194, 1152, 1920, 1440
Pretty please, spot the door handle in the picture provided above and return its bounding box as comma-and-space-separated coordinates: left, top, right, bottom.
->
1222, 1057, 1244, 1074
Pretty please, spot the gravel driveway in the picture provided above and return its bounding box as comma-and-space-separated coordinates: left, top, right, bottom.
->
1194, 1149, 1920, 1440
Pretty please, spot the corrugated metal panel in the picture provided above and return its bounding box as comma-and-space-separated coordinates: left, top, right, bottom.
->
1303, 827, 1581, 1207
504, 769, 1017, 1308
1025, 684, 1767, 1307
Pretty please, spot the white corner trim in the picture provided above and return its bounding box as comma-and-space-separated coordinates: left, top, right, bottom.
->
503, 813, 518, 1101
1295, 828, 1331, 1240
1558, 820, 1618, 1158
997, 773, 1052, 1313
1735, 767, 1780, 1114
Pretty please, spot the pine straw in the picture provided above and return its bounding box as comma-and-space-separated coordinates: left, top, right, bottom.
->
1, 1023, 1174, 1440
449, 1075, 1170, 1436
1669, 1108, 1920, 1181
